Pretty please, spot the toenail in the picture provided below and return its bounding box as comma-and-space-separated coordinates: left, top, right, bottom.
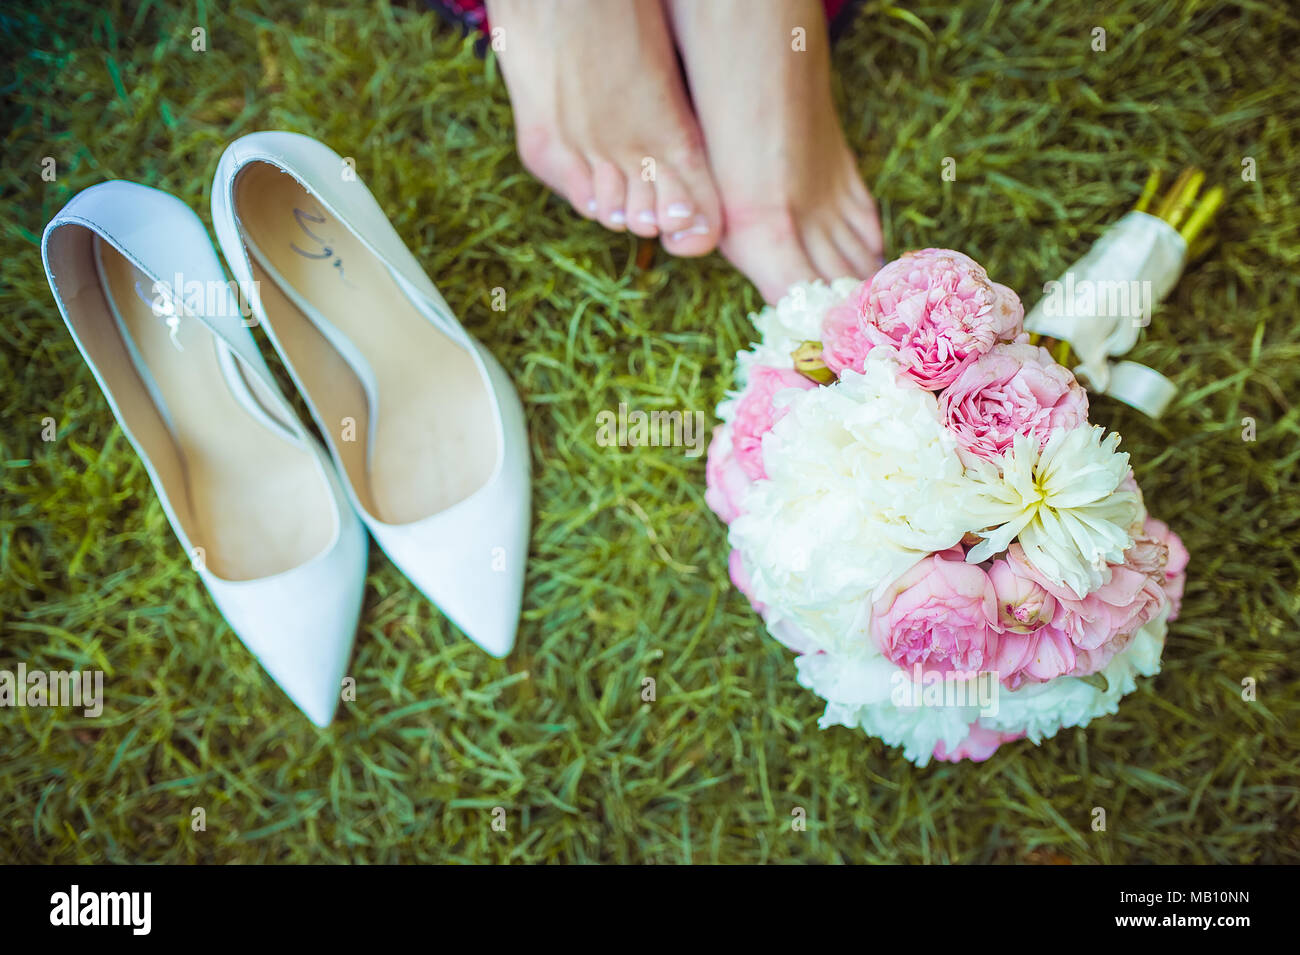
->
637, 210, 657, 225
669, 217, 711, 242
585, 199, 598, 214
608, 209, 626, 225
666, 202, 693, 220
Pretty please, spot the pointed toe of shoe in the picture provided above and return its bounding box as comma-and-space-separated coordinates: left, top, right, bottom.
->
374, 489, 529, 659
207, 514, 368, 726
263, 595, 362, 727
409, 554, 525, 659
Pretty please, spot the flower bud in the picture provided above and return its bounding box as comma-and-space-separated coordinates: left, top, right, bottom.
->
989, 560, 1056, 632
791, 341, 836, 385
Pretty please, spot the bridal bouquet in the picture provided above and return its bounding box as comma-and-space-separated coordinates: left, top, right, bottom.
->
706, 250, 1188, 765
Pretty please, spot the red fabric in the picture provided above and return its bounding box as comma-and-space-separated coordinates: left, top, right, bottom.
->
822, 0, 850, 21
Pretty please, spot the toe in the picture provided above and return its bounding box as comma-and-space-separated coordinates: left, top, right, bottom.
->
624, 171, 659, 238
655, 164, 721, 257
556, 156, 598, 221
566, 173, 599, 221
591, 159, 628, 231
804, 226, 860, 285
844, 179, 884, 260
653, 169, 700, 236
719, 220, 819, 305
515, 127, 598, 221
831, 219, 882, 280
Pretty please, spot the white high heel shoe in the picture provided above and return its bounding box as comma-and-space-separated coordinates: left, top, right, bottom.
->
211, 132, 531, 657
41, 180, 368, 726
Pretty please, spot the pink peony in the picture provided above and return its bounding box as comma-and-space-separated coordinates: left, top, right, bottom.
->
1015, 541, 1165, 649
820, 279, 873, 376
1064, 550, 1166, 661
933, 723, 1026, 763
730, 366, 817, 481
988, 282, 1027, 341
940, 343, 1089, 462
704, 426, 750, 524
833, 249, 1024, 389
872, 550, 1001, 676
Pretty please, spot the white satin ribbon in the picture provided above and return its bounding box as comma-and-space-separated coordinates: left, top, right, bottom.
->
1024, 211, 1184, 418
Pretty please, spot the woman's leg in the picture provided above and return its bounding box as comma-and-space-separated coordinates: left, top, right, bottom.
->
664, 0, 884, 302
486, 0, 723, 257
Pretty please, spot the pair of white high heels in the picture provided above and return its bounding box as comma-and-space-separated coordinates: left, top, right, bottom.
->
41, 131, 530, 726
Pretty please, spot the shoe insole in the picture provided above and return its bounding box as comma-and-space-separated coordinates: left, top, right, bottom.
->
96, 239, 333, 582
235, 164, 497, 526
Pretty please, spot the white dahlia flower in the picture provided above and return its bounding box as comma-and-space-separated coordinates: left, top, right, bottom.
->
965, 426, 1140, 598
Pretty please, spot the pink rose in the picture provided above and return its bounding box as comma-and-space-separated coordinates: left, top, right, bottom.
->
933, 723, 1026, 763
988, 558, 1057, 633
872, 551, 1001, 676
704, 426, 750, 524
730, 366, 816, 481
940, 343, 1089, 462
820, 279, 873, 376
1069, 630, 1136, 678
1118, 471, 1148, 536
1064, 520, 1179, 670
1143, 518, 1189, 620
839, 249, 1024, 389
995, 626, 1079, 688
995, 536, 1171, 686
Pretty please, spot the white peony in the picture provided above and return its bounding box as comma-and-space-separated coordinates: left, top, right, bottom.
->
730, 352, 985, 647
819, 697, 978, 766
964, 426, 1139, 598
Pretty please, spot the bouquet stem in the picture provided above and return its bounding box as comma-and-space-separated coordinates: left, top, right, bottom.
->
1033, 166, 1224, 376
1142, 166, 1223, 241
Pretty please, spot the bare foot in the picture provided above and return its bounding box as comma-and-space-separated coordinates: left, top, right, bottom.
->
664, 0, 884, 302
486, 0, 722, 256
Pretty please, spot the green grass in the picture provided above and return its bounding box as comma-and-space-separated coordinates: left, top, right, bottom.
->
1, 0, 1297, 864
